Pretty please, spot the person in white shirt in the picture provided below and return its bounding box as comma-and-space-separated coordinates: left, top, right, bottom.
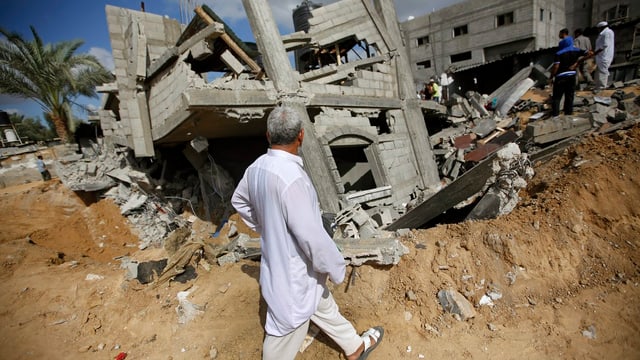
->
231, 104, 383, 360
593, 21, 615, 91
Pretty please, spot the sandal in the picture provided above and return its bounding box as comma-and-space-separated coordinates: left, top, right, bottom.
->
357, 326, 384, 360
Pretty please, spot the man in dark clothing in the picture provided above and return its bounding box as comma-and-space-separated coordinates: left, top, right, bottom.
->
550, 36, 588, 116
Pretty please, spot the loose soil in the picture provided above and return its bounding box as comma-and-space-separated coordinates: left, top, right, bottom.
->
1, 125, 639, 360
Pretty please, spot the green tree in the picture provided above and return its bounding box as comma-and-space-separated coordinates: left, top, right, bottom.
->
9, 113, 55, 142
0, 26, 113, 142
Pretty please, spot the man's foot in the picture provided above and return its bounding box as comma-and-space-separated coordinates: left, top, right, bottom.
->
346, 327, 384, 360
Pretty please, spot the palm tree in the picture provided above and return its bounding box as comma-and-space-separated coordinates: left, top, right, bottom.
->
0, 26, 113, 142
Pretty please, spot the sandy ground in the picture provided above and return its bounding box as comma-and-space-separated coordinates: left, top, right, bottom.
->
1, 124, 640, 360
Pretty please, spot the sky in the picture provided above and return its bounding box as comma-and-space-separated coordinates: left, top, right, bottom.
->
0, 0, 463, 122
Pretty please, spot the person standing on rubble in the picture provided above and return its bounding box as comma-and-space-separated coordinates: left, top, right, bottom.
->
429, 78, 441, 103
593, 21, 615, 92
573, 28, 593, 85
231, 104, 384, 360
36, 155, 51, 181
549, 36, 588, 116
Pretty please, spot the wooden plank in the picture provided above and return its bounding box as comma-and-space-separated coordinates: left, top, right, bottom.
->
477, 129, 504, 146
195, 7, 261, 73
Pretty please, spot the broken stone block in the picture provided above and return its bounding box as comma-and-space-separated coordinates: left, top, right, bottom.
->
120, 193, 148, 215
371, 207, 394, 227
86, 163, 97, 176
619, 99, 640, 115
606, 108, 627, 123
466, 92, 490, 118
449, 104, 466, 118
437, 289, 476, 321
589, 112, 608, 126
589, 103, 609, 114
524, 115, 592, 144
335, 238, 409, 266
217, 252, 239, 266
472, 117, 497, 138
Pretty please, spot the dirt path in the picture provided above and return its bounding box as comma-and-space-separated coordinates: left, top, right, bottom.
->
0, 126, 639, 359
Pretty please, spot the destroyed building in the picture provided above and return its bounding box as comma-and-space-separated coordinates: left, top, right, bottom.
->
96, 0, 445, 231
86, 0, 639, 245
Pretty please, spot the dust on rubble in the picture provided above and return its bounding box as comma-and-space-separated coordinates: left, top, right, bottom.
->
1, 126, 640, 359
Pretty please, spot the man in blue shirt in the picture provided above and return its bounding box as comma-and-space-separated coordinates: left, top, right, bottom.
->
550, 36, 589, 116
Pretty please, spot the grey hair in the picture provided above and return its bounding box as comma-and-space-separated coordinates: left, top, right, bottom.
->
267, 105, 303, 145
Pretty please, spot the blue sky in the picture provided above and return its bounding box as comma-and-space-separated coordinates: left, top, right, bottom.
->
0, 0, 462, 123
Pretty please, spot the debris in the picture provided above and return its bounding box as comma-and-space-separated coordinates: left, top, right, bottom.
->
478, 295, 494, 307
582, 325, 597, 339
335, 237, 409, 266
524, 115, 592, 144
437, 289, 476, 321
85, 274, 104, 281
176, 289, 205, 324
467, 143, 534, 220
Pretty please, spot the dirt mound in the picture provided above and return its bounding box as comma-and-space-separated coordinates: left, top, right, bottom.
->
0, 126, 639, 359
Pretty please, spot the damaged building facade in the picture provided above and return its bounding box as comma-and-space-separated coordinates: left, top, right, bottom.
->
97, 0, 445, 233
402, 0, 640, 92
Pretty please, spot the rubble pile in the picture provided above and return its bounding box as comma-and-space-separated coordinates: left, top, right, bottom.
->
428, 74, 640, 189
55, 145, 201, 249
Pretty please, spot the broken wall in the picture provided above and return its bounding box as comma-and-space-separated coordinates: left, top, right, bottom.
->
100, 0, 442, 228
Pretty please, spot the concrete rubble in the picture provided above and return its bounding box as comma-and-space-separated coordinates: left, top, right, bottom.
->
43, 0, 640, 290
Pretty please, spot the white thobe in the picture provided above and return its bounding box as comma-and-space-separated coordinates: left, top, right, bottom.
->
595, 27, 614, 68
231, 149, 346, 336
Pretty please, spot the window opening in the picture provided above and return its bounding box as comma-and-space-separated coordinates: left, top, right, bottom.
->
453, 25, 468, 37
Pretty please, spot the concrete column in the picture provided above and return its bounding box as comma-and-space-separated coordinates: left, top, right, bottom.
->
242, 0, 339, 213
373, 0, 440, 187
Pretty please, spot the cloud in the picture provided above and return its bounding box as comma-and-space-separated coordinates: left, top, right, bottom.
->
3, 108, 22, 115
0, 94, 29, 106
88, 47, 115, 72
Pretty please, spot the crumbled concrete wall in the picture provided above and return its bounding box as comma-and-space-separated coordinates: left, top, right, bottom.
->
148, 56, 206, 129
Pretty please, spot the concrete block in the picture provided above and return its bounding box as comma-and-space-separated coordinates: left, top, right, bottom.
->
606, 108, 627, 123
438, 289, 476, 321
220, 50, 246, 74
373, 63, 391, 74
524, 115, 592, 144
589, 112, 608, 125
